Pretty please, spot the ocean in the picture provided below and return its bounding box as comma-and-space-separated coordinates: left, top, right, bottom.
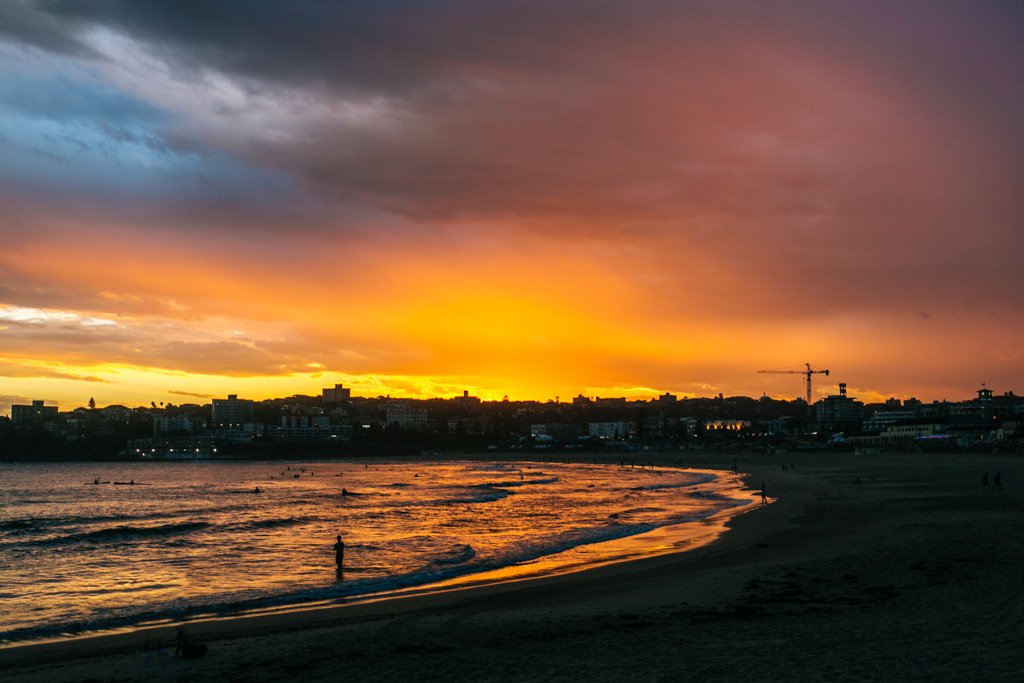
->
0, 459, 752, 644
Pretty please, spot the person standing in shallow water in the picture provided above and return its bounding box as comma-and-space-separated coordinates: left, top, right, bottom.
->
760, 483, 768, 506
334, 534, 345, 569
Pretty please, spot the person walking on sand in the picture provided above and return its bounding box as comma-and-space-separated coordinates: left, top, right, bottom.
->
760, 483, 768, 506
982, 471, 990, 491
994, 472, 1002, 491
334, 534, 345, 569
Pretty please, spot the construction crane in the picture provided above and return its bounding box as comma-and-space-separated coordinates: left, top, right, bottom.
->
757, 363, 830, 404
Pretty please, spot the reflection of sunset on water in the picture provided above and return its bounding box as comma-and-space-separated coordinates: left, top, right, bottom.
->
0, 460, 752, 642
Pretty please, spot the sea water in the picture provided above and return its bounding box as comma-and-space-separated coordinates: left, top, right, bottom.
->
0, 459, 752, 643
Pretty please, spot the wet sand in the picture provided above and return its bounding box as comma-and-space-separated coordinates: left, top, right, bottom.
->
3, 451, 1022, 681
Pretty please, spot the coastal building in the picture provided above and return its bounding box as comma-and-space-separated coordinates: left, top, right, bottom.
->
815, 383, 864, 430
11, 400, 58, 424
153, 414, 204, 435
322, 384, 351, 403
588, 421, 634, 439
703, 419, 751, 431
863, 410, 918, 433
130, 434, 217, 459
211, 394, 254, 427
100, 405, 132, 423
452, 390, 481, 407
269, 415, 353, 442
385, 403, 429, 429
530, 423, 584, 441
214, 423, 264, 443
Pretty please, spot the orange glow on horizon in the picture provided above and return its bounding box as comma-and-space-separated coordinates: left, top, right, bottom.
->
2, 3, 1022, 414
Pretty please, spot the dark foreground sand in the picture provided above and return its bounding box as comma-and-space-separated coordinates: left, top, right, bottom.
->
3, 451, 1023, 682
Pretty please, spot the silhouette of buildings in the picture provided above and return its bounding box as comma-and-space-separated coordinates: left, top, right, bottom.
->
816, 383, 864, 430
11, 400, 58, 424
211, 394, 254, 427
2, 382, 1022, 460
322, 384, 351, 403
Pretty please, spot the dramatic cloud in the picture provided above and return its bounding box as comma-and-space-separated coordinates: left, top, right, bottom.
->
0, 1, 1021, 410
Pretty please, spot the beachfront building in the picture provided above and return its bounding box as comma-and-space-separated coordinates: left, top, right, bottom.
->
211, 394, 255, 427
269, 415, 353, 442
10, 400, 59, 424
588, 421, 634, 439
214, 423, 264, 443
130, 434, 217, 459
154, 414, 205, 436
385, 403, 429, 429
703, 419, 751, 432
863, 410, 918, 433
815, 383, 864, 430
851, 419, 946, 447
530, 423, 584, 441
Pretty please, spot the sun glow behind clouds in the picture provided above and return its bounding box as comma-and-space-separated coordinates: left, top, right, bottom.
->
0, 2, 1022, 409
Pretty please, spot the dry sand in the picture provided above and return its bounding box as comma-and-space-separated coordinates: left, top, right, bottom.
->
3, 451, 1022, 682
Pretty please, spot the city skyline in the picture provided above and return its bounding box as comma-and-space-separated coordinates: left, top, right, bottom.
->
2, 2, 1022, 413
4, 377, 1016, 419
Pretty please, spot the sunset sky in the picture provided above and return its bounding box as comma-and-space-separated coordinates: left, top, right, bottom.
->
1, 1, 1021, 413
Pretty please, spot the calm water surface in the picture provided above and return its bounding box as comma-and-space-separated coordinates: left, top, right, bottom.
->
0, 459, 752, 643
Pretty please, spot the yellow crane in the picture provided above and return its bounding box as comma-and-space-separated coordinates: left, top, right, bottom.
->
757, 363, 830, 404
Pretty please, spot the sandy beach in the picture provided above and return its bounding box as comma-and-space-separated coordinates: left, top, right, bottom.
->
3, 450, 1022, 682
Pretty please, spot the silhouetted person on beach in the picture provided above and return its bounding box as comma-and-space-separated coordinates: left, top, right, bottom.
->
334, 534, 345, 568
983, 472, 990, 491
994, 472, 1002, 491
175, 627, 207, 659
760, 483, 768, 506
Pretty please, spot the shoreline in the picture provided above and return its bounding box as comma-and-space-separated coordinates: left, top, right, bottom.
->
4, 450, 1022, 681
0, 462, 764, 653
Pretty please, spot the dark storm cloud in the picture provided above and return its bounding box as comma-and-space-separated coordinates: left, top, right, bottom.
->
4, 1, 1021, 233
0, 0, 94, 56
24, 0, 635, 92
